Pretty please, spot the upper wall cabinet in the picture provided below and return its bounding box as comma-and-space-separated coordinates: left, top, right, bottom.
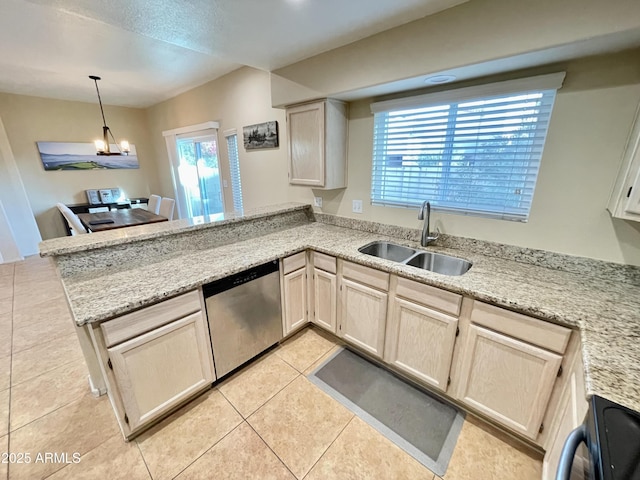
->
608, 101, 640, 221
286, 99, 348, 189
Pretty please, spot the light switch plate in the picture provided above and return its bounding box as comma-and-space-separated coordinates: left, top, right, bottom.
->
223, 180, 228, 188
352, 199, 363, 214
314, 196, 323, 207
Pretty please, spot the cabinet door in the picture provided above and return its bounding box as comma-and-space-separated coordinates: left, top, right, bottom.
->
625, 166, 640, 215
287, 102, 325, 186
283, 268, 307, 335
385, 297, 458, 392
454, 324, 562, 440
313, 268, 336, 333
543, 354, 588, 480
108, 311, 215, 432
339, 278, 387, 358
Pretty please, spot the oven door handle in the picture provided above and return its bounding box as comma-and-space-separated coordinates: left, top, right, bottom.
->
556, 424, 588, 480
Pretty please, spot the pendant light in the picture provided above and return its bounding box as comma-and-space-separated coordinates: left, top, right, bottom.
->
89, 75, 130, 156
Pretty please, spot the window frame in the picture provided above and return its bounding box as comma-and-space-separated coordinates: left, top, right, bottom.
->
370, 73, 565, 221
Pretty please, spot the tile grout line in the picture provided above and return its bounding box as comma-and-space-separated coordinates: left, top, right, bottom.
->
275, 343, 336, 375
300, 414, 356, 480
40, 433, 119, 479
220, 369, 302, 421
10, 356, 84, 389
165, 419, 246, 480
237, 347, 349, 480
244, 420, 299, 480
5, 377, 89, 435
134, 439, 153, 480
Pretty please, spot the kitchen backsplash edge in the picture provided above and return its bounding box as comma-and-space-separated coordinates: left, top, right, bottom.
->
313, 212, 640, 285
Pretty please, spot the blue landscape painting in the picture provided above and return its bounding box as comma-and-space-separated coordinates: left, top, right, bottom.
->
37, 142, 139, 170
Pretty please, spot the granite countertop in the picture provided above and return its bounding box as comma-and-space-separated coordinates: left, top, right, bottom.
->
56, 219, 640, 413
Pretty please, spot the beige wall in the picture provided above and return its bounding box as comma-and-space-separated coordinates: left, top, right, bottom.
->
0, 93, 156, 240
145, 67, 289, 211
287, 51, 640, 266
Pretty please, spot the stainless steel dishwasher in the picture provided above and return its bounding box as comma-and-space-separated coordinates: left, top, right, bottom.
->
203, 260, 283, 378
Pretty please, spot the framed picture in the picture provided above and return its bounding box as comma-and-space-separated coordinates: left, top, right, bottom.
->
37, 142, 139, 170
243, 121, 279, 150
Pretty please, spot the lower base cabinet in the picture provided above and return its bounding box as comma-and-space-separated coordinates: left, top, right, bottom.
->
542, 352, 588, 480
313, 268, 337, 333
453, 324, 562, 440
339, 277, 388, 358
108, 312, 216, 432
282, 252, 309, 336
283, 267, 308, 334
384, 297, 458, 392
90, 290, 216, 438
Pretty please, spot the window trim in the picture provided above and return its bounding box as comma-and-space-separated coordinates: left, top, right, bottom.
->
370, 73, 565, 114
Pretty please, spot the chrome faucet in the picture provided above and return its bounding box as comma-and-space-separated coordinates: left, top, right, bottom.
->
418, 201, 439, 247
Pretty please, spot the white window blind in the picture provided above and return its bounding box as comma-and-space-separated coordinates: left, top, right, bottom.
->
370, 73, 565, 221
224, 130, 243, 212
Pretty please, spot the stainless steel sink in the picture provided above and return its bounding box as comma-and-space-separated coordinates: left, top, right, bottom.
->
405, 251, 472, 276
358, 241, 471, 276
358, 241, 417, 263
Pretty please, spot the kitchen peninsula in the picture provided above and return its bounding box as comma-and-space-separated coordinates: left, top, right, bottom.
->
40, 202, 640, 474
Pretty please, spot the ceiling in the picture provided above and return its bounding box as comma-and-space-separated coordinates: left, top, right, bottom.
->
0, 0, 468, 108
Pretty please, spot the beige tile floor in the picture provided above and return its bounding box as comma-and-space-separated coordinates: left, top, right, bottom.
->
0, 255, 543, 479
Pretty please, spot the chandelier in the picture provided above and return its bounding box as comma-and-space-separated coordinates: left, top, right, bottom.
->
89, 75, 130, 156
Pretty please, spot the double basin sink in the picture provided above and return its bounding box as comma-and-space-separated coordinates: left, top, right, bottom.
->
358, 241, 471, 276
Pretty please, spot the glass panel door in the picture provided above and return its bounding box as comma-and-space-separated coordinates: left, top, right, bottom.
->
176, 134, 224, 218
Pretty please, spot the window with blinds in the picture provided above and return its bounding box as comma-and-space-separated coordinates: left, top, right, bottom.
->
370, 73, 565, 221
224, 130, 243, 212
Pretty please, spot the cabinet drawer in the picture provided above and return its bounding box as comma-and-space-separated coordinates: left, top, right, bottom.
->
101, 290, 201, 348
342, 261, 389, 291
283, 251, 306, 274
395, 276, 461, 316
470, 301, 571, 354
313, 251, 336, 274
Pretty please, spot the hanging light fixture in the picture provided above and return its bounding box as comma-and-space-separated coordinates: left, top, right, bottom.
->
89, 75, 130, 156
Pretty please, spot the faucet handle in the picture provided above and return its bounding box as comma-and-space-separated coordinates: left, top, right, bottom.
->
427, 227, 440, 244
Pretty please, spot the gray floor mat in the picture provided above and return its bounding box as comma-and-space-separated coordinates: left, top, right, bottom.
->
308, 347, 464, 476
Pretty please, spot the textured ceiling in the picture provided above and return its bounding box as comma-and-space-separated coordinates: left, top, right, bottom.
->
0, 0, 468, 107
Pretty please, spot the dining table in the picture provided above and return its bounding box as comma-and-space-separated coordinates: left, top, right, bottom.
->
77, 208, 169, 232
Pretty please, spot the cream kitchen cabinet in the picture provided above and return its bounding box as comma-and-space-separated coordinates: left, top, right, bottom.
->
89, 290, 215, 438
286, 99, 348, 189
311, 251, 337, 333
608, 100, 640, 220
384, 277, 461, 392
451, 300, 571, 440
281, 252, 309, 335
542, 350, 588, 480
338, 261, 389, 358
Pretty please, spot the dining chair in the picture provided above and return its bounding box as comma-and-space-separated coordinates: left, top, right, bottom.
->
147, 194, 161, 215
56, 203, 88, 236
159, 197, 175, 220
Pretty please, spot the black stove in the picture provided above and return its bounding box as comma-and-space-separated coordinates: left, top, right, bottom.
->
587, 395, 640, 480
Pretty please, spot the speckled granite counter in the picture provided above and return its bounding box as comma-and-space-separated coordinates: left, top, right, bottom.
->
40, 204, 640, 414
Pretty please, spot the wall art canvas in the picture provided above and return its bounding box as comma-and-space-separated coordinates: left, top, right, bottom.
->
37, 142, 139, 170
243, 121, 279, 150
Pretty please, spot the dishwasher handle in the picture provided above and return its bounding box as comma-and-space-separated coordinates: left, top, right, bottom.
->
556, 424, 587, 480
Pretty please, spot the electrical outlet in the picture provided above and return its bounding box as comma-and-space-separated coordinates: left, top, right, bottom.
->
223, 180, 228, 188
352, 199, 363, 214
314, 196, 323, 208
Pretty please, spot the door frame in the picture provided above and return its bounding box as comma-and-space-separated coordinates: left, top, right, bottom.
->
162, 121, 223, 220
